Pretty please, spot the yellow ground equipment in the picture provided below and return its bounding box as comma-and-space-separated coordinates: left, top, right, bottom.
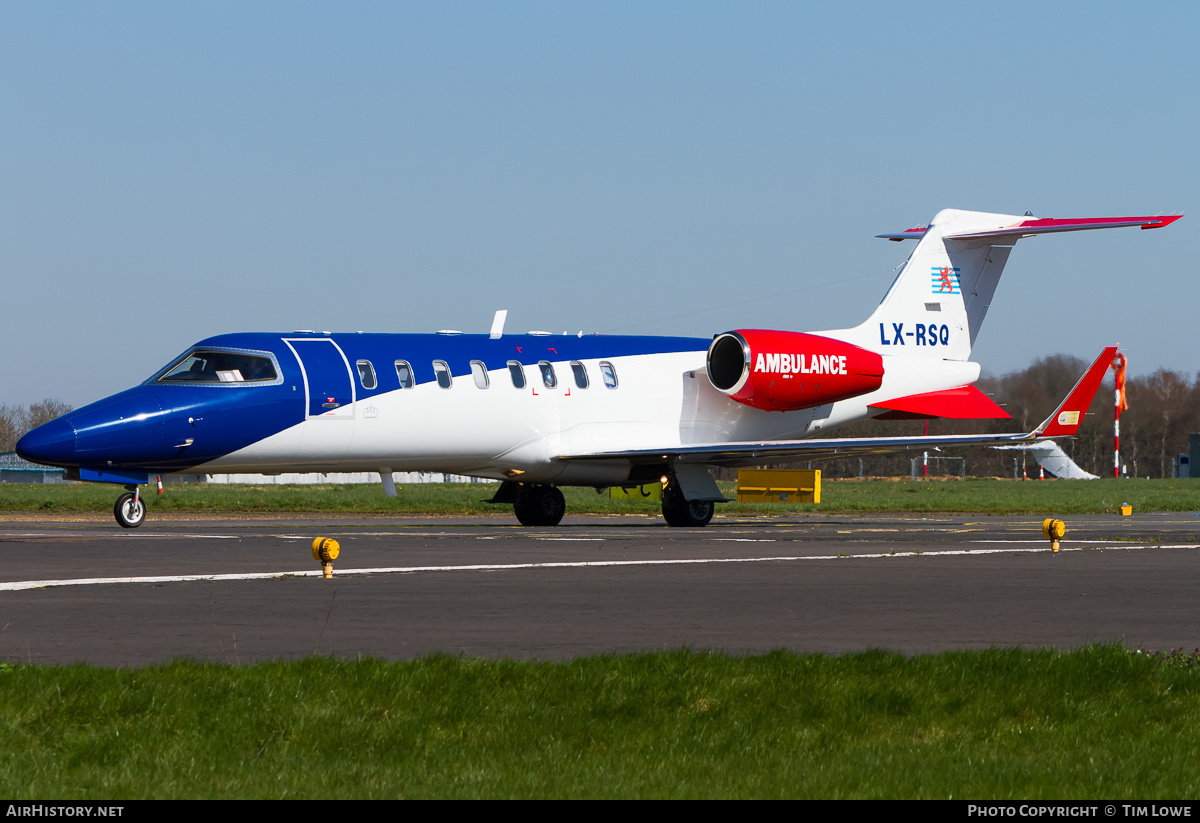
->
737, 469, 820, 504
610, 483, 663, 500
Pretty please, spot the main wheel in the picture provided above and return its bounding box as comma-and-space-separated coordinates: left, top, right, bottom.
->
662, 484, 714, 528
513, 485, 566, 527
113, 492, 146, 529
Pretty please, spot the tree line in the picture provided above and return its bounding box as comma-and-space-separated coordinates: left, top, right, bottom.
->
0, 400, 73, 454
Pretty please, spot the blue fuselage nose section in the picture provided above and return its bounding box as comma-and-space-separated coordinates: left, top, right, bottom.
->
17, 382, 301, 473
14, 417, 77, 467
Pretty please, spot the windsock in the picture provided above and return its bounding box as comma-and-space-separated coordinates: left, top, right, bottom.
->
1111, 352, 1128, 412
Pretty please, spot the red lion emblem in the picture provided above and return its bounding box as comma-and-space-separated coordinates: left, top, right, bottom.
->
937, 266, 955, 293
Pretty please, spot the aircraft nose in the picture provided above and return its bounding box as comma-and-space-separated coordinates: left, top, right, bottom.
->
15, 418, 77, 467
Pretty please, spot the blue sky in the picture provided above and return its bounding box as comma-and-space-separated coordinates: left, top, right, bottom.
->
2, 1, 1195, 407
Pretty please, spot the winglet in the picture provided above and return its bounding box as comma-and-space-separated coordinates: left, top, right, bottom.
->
1035, 347, 1117, 437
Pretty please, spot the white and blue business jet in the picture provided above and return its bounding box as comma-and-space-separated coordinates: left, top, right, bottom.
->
17, 209, 1179, 528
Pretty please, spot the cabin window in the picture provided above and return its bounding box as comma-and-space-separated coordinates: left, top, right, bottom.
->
508, 361, 526, 389
571, 361, 589, 389
433, 360, 452, 389
538, 361, 557, 389
470, 360, 489, 389
357, 360, 377, 390
599, 361, 618, 389
157, 350, 278, 384
394, 361, 413, 389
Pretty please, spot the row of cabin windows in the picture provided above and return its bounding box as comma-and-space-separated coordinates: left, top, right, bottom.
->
355, 359, 618, 392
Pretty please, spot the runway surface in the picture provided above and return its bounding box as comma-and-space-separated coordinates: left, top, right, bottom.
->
1, 511, 1198, 666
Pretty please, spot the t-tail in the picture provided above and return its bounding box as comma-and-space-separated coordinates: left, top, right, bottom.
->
816, 209, 1181, 361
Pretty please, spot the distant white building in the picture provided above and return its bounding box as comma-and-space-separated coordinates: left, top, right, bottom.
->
206, 471, 492, 485
0, 452, 492, 486
0, 451, 64, 483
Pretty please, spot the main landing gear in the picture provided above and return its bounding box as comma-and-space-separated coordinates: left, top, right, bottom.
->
113, 486, 146, 529
488, 479, 717, 528
514, 484, 566, 527
487, 482, 567, 527
661, 481, 715, 528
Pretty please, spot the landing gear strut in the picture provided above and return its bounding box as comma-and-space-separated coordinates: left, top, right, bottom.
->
661, 481, 714, 527
113, 486, 146, 529
513, 484, 566, 527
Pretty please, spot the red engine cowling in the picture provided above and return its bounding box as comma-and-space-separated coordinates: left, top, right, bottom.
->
706, 329, 885, 411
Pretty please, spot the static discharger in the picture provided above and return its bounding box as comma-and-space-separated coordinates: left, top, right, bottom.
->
311, 537, 340, 578
1042, 518, 1066, 552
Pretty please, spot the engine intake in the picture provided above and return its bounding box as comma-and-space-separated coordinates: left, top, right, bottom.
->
707, 329, 884, 411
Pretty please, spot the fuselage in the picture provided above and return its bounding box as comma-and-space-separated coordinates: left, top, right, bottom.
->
16, 330, 977, 487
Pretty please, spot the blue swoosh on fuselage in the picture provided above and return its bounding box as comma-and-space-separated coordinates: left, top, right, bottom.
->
22, 331, 711, 474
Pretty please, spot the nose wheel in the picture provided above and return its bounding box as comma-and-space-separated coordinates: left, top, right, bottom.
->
114, 489, 146, 529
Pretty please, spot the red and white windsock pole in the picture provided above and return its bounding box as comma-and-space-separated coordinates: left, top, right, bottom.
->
1111, 352, 1128, 478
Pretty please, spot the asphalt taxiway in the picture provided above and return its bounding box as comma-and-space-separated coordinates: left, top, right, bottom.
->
1, 512, 1197, 666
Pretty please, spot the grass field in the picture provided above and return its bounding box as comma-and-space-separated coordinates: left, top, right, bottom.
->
0, 646, 1197, 799
0, 477, 1197, 516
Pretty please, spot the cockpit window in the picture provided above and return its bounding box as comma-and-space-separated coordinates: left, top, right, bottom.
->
157, 350, 278, 384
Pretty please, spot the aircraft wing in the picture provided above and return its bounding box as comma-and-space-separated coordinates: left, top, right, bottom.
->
559, 347, 1116, 471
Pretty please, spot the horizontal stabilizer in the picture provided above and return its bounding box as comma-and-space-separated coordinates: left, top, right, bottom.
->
869, 385, 1010, 420
947, 215, 1182, 242
879, 214, 1182, 243
876, 225, 929, 242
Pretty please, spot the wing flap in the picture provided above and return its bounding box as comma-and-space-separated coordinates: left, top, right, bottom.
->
561, 431, 1040, 470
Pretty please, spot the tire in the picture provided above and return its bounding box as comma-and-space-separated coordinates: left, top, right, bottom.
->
513, 485, 566, 527
662, 484, 714, 528
113, 492, 146, 529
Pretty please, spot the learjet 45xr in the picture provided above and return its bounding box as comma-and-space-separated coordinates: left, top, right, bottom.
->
17, 209, 1180, 528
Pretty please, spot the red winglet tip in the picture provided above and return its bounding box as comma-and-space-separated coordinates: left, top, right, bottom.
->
1141, 214, 1183, 230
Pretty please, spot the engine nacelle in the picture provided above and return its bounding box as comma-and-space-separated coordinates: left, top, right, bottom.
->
707, 329, 885, 411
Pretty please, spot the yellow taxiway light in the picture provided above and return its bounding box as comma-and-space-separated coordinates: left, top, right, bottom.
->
1042, 518, 1065, 552
311, 537, 340, 578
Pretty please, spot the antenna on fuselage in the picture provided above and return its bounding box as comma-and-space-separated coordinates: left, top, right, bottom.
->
490, 309, 508, 339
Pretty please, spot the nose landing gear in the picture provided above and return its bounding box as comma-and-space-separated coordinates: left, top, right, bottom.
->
114, 486, 146, 529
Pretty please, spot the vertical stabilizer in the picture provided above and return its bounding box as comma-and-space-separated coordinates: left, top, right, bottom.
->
818, 209, 1025, 361
818, 209, 1181, 362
